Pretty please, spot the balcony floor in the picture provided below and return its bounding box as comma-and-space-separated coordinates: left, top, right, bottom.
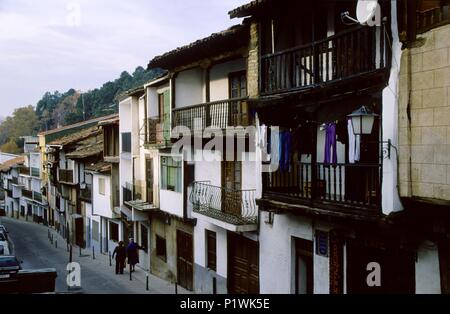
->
193, 206, 257, 232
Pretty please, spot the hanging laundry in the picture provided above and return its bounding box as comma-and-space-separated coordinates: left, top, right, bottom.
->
324, 123, 337, 165
270, 128, 280, 169
280, 130, 292, 172
347, 119, 361, 164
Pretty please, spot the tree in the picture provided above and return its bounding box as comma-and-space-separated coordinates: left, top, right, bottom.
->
0, 139, 21, 154
0, 105, 39, 150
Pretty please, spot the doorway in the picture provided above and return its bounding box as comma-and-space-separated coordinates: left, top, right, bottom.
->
177, 230, 193, 291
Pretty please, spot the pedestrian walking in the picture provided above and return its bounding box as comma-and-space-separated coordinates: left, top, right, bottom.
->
126, 238, 143, 272
112, 241, 126, 275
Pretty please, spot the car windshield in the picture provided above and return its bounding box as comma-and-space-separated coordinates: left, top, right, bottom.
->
0, 257, 18, 267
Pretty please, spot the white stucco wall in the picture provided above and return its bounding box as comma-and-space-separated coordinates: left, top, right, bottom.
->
92, 173, 113, 218
210, 59, 246, 101
159, 154, 184, 218
194, 218, 228, 279
415, 241, 441, 294
175, 68, 204, 108
259, 213, 314, 294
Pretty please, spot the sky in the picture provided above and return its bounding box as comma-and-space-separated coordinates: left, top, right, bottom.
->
0, 0, 248, 117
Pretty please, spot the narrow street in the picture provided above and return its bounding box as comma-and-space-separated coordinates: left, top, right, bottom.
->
0, 217, 188, 294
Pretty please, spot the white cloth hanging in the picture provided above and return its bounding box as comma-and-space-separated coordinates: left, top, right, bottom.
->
347, 119, 361, 163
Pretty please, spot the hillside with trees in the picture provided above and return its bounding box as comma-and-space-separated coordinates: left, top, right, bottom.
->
0, 66, 163, 154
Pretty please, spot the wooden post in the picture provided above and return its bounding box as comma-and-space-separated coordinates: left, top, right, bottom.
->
79, 246, 82, 257
69, 245, 73, 263
129, 264, 132, 281
109, 252, 112, 267
92, 246, 95, 260
146, 273, 149, 291
55, 240, 57, 249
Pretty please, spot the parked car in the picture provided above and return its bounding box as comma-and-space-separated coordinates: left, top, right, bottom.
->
0, 229, 7, 241
0, 256, 21, 281
0, 232, 9, 255
0, 225, 7, 233
0, 243, 10, 255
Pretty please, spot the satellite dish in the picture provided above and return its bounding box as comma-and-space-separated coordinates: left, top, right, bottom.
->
356, 0, 379, 25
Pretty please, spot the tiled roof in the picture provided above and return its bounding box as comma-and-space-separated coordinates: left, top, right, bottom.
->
65, 142, 103, 159
48, 127, 101, 147
0, 156, 25, 172
85, 162, 111, 173
98, 114, 119, 127
147, 24, 248, 70
38, 114, 117, 136
228, 0, 269, 18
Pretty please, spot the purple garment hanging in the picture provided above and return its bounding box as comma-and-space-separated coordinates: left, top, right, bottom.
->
280, 131, 292, 172
324, 123, 337, 165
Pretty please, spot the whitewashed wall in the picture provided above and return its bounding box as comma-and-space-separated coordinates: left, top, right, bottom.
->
210, 59, 246, 101
415, 241, 441, 294
175, 68, 204, 108
92, 173, 113, 218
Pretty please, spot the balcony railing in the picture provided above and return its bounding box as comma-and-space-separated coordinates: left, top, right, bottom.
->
260, 24, 388, 95
123, 182, 144, 202
172, 97, 250, 132
417, 3, 450, 34
79, 184, 92, 202
33, 191, 43, 203
190, 181, 257, 225
31, 167, 40, 178
263, 163, 381, 210
59, 169, 74, 184
22, 189, 33, 200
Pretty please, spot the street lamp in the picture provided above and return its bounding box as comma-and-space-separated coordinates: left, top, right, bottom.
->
347, 106, 394, 159
347, 105, 378, 135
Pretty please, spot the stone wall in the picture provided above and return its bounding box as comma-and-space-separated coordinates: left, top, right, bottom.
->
247, 21, 259, 98
398, 24, 450, 200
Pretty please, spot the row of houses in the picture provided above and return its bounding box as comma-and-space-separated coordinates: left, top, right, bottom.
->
1, 0, 450, 294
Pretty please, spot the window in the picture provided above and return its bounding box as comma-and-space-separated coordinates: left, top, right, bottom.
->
156, 235, 167, 262
92, 221, 99, 241
140, 224, 148, 253
206, 230, 217, 271
109, 222, 119, 242
121, 132, 131, 153
229, 71, 247, 98
161, 156, 182, 192
99, 178, 105, 195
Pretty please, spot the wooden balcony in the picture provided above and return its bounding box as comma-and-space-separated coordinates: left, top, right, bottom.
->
59, 169, 74, 184
417, 3, 450, 34
145, 117, 169, 146
79, 184, 92, 202
33, 192, 43, 203
19, 167, 30, 176
260, 25, 389, 95
262, 163, 381, 213
190, 181, 257, 227
172, 97, 250, 133
22, 189, 33, 200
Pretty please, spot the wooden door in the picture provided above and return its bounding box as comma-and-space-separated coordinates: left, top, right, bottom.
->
145, 158, 153, 204
177, 230, 193, 291
222, 161, 242, 216
228, 233, 259, 294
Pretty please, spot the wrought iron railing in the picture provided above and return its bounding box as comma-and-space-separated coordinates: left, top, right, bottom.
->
172, 97, 250, 132
260, 24, 388, 95
59, 169, 74, 183
263, 163, 381, 210
190, 181, 257, 224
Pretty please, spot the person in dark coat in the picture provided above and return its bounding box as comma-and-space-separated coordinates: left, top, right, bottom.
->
112, 241, 126, 274
126, 238, 142, 272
